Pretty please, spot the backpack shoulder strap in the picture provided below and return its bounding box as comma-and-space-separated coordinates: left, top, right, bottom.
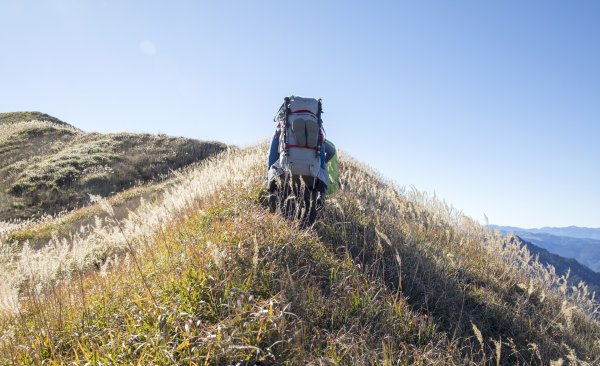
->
280, 97, 291, 154
317, 98, 323, 127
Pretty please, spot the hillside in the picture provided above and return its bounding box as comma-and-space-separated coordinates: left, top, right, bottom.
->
0, 112, 226, 221
0, 144, 599, 364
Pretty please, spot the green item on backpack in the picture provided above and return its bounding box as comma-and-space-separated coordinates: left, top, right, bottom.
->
326, 144, 339, 195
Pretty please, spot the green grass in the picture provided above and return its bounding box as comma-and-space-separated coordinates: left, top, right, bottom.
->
10, 135, 121, 195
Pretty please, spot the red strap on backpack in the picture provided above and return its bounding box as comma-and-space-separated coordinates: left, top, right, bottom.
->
286, 144, 320, 151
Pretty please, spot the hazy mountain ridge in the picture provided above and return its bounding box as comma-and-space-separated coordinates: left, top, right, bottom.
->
490, 225, 600, 273
492, 225, 600, 240
0, 142, 598, 364
0, 111, 226, 221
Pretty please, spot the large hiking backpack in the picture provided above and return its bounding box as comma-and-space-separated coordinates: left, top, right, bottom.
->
275, 96, 325, 179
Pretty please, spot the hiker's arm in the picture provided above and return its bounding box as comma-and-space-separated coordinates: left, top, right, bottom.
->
267, 129, 280, 169
324, 140, 336, 164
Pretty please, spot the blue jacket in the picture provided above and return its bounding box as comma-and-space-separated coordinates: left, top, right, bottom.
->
267, 128, 281, 170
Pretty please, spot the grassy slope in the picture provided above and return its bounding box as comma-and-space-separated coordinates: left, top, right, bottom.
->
0, 145, 599, 365
3, 178, 174, 249
0, 112, 226, 221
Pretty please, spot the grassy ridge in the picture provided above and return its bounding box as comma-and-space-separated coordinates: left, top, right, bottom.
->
0, 144, 598, 364
0, 112, 226, 221
0, 112, 72, 127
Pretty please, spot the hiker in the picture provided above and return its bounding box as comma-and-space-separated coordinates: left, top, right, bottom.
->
266, 96, 336, 196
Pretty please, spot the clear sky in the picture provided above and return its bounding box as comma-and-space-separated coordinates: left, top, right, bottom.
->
1, 0, 599, 228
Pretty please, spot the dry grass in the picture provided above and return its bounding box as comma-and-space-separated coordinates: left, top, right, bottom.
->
0, 142, 598, 365
0, 112, 72, 127
1, 177, 174, 249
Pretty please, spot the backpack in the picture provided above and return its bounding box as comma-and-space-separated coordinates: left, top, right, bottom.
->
274, 96, 324, 179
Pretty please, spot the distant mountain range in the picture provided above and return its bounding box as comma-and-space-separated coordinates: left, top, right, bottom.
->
489, 225, 600, 273
489, 225, 600, 294
491, 225, 600, 241
519, 237, 600, 294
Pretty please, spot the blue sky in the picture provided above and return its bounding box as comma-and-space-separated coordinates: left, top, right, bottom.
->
1, 0, 599, 228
